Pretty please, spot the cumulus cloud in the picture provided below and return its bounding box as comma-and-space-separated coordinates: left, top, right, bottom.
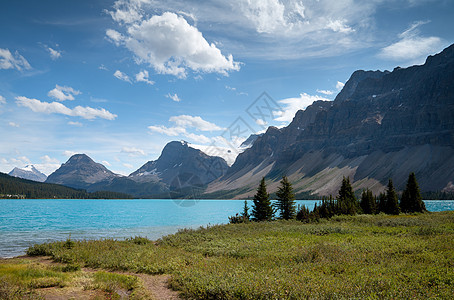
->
326, 19, 354, 33
0, 48, 31, 71
274, 93, 330, 123
8, 122, 20, 128
0, 95, 6, 104
48, 85, 81, 101
47, 47, 62, 60
114, 70, 132, 83
106, 9, 240, 77
379, 21, 444, 62
165, 93, 181, 102
135, 70, 154, 85
121, 146, 146, 156
148, 125, 186, 136
16, 96, 117, 120
169, 115, 224, 131
148, 115, 223, 144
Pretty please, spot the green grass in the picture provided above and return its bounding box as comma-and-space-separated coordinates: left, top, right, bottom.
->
23, 212, 454, 299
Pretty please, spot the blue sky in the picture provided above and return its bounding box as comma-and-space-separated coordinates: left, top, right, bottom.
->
1, 0, 453, 176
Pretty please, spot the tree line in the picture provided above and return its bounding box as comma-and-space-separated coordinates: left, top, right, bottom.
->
229, 172, 426, 223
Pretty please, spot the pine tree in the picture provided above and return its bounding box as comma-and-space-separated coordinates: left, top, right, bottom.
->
337, 177, 359, 215
242, 200, 250, 221
385, 179, 400, 215
377, 192, 387, 213
275, 176, 296, 220
400, 172, 426, 213
251, 177, 274, 221
360, 189, 376, 214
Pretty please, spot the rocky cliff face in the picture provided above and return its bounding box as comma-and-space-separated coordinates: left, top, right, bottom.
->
207, 44, 454, 197
8, 165, 47, 182
46, 154, 118, 190
129, 141, 229, 189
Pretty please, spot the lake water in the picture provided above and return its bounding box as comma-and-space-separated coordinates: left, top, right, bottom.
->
1, 199, 453, 258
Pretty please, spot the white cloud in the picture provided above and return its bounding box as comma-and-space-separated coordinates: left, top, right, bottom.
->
379, 21, 444, 62
165, 93, 181, 102
0, 48, 31, 71
63, 150, 77, 157
114, 70, 132, 83
239, 0, 287, 34
8, 122, 20, 128
16, 96, 117, 120
274, 93, 331, 123
336, 81, 345, 90
47, 47, 62, 60
185, 132, 211, 144
107, 11, 240, 77
135, 70, 154, 85
255, 119, 267, 126
317, 89, 334, 95
121, 146, 146, 156
225, 85, 236, 91
48, 84, 81, 101
169, 115, 223, 131
102, 160, 111, 167
68, 121, 83, 127
106, 29, 123, 46
148, 125, 186, 136
326, 19, 354, 33
0, 95, 6, 104
99, 64, 108, 71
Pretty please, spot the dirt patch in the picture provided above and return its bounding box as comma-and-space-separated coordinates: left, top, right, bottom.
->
137, 274, 181, 300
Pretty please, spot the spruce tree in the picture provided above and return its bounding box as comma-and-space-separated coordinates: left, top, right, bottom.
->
385, 179, 400, 215
400, 172, 426, 213
360, 189, 376, 214
242, 200, 250, 221
377, 192, 387, 213
337, 177, 359, 215
275, 176, 296, 220
251, 177, 274, 221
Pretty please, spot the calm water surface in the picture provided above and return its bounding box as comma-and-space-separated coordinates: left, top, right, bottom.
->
0, 199, 452, 258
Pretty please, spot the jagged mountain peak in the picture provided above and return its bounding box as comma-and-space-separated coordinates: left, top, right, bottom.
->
8, 165, 47, 182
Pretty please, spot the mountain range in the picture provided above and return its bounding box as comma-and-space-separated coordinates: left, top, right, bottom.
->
10, 44, 454, 199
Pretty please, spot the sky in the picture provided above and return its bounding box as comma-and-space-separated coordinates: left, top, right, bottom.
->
1, 0, 453, 176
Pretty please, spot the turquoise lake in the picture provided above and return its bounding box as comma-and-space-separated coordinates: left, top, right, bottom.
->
1, 199, 453, 258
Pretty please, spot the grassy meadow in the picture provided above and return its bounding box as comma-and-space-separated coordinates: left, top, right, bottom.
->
1, 211, 453, 299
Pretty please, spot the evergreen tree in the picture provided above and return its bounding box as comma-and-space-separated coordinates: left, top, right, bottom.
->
337, 177, 359, 215
251, 177, 274, 221
400, 172, 426, 213
385, 179, 400, 215
377, 192, 387, 213
275, 176, 296, 220
360, 189, 376, 214
296, 205, 310, 222
242, 200, 250, 221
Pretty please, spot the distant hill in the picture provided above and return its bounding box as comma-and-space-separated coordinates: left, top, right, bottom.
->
9, 165, 47, 182
0, 172, 131, 199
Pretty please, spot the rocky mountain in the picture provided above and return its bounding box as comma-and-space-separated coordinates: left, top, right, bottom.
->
129, 141, 229, 189
206, 44, 454, 198
8, 165, 47, 182
46, 154, 119, 190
